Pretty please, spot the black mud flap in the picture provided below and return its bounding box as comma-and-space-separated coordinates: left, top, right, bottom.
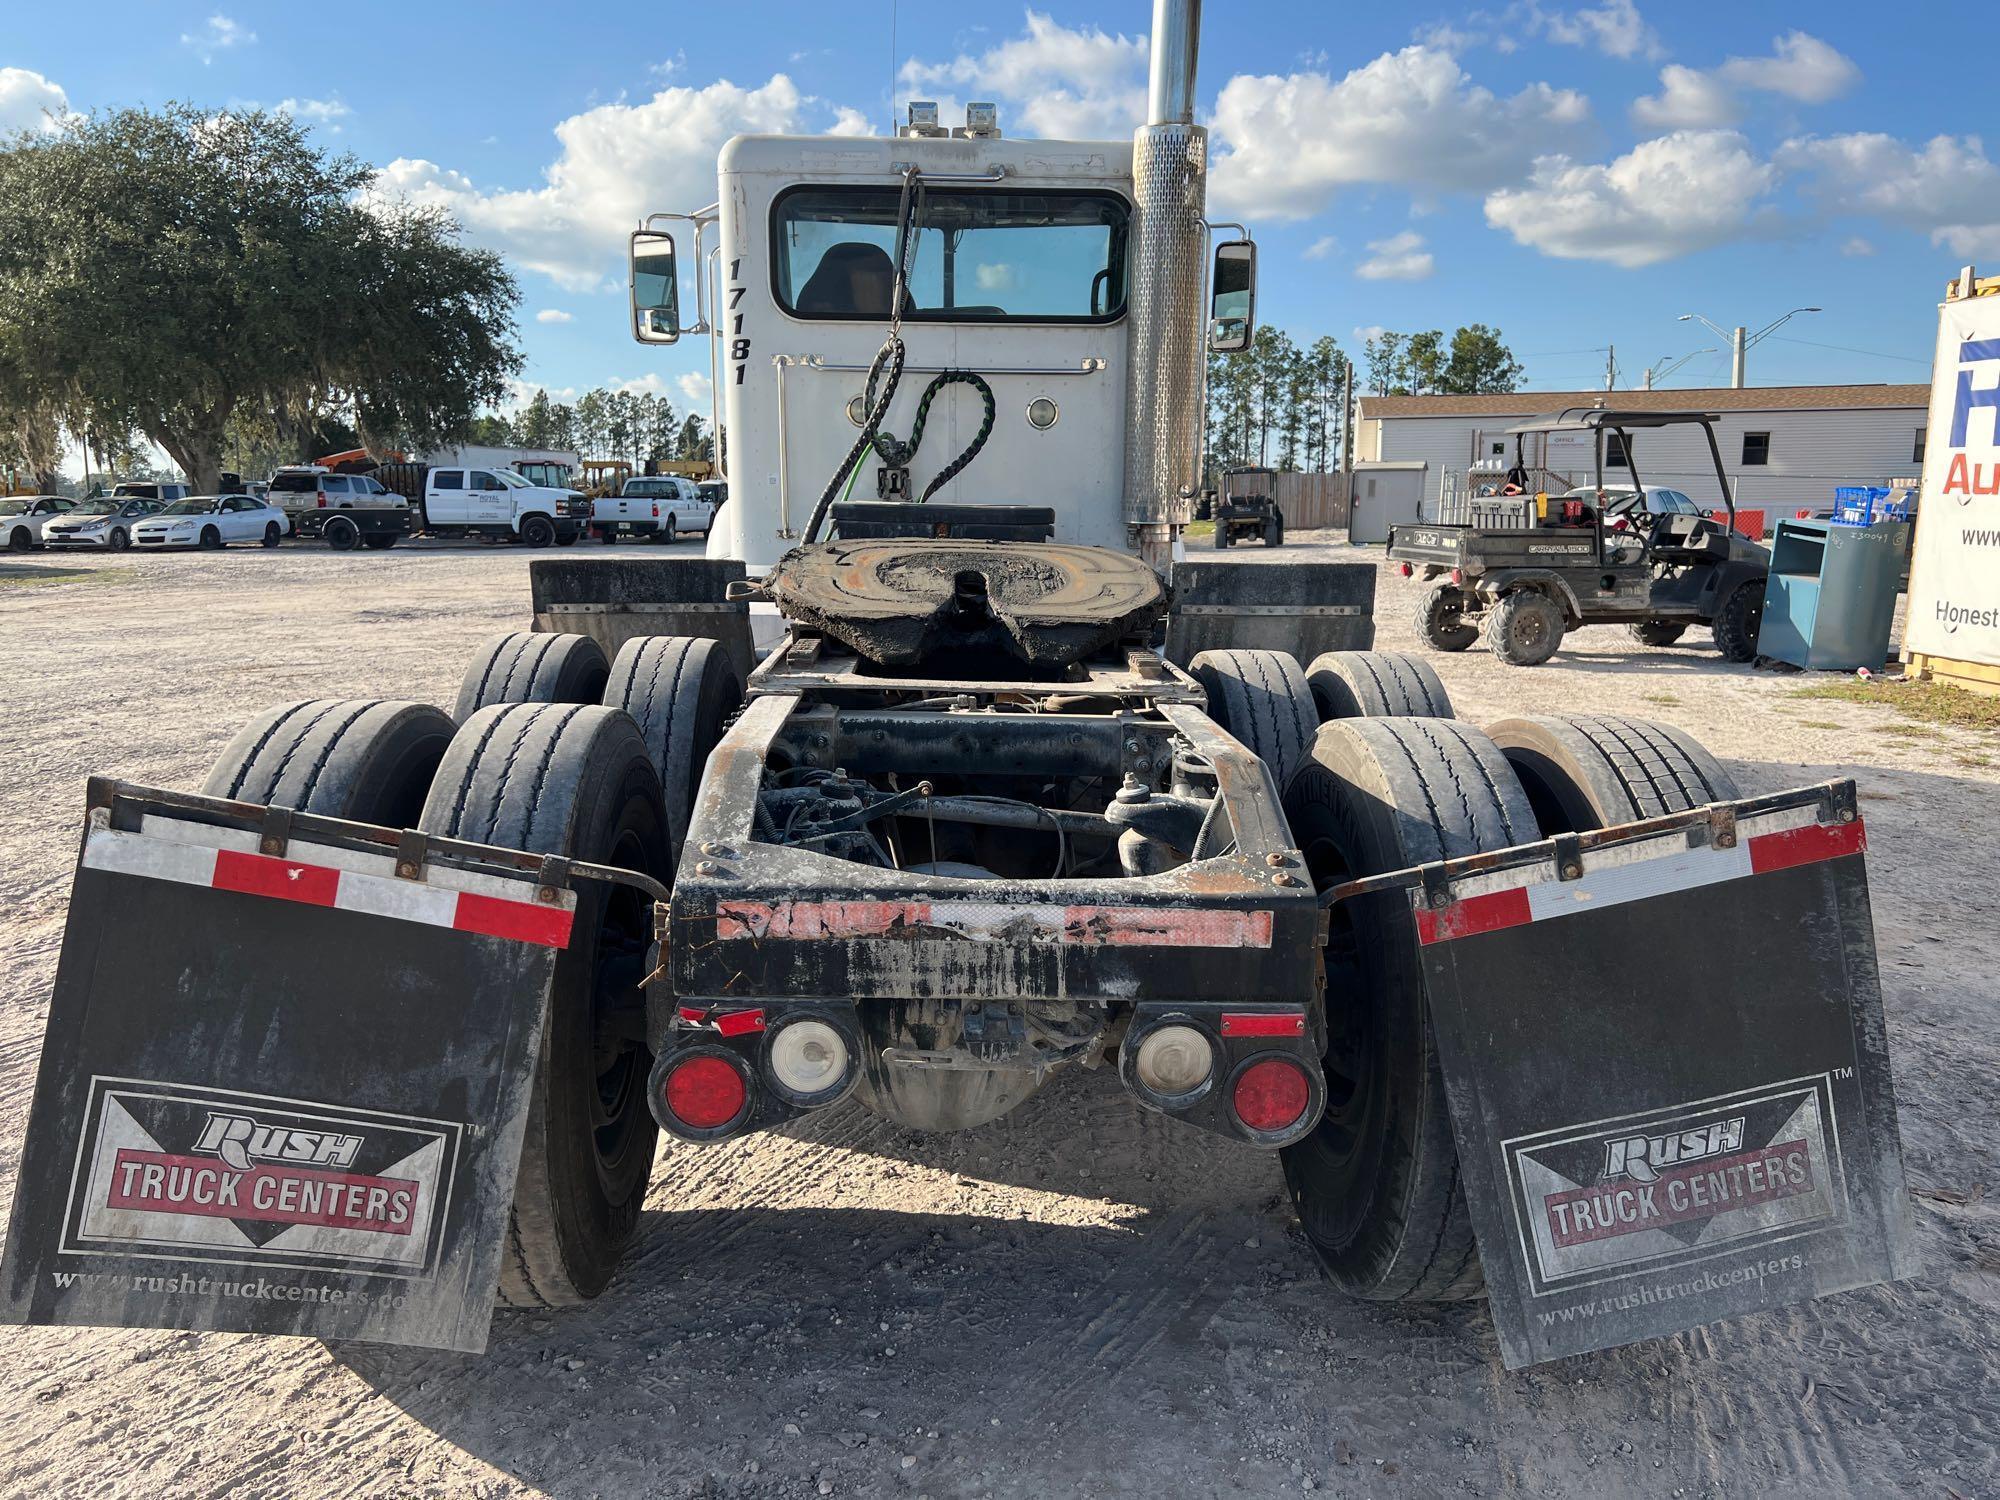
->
1395, 782, 1917, 1368
0, 784, 583, 1353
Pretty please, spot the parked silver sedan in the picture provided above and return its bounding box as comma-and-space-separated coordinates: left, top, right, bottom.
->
41, 496, 168, 551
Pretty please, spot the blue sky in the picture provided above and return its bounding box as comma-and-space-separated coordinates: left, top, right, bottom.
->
4, 1, 1978, 419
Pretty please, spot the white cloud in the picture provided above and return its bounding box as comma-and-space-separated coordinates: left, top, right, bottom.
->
276, 97, 349, 126
1484, 130, 1778, 267
1356, 231, 1434, 280
1841, 236, 1875, 257
1535, 0, 1661, 60
535, 309, 574, 324
1719, 32, 1859, 104
182, 14, 255, 64
677, 371, 714, 406
366, 75, 844, 291
1352, 325, 1389, 347
1208, 46, 1589, 220
0, 67, 68, 135
1779, 132, 2000, 255
973, 262, 1018, 291
899, 10, 1147, 140
1303, 235, 1339, 261
1632, 65, 1740, 129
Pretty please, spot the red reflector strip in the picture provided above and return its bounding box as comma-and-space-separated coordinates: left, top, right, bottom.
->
715, 900, 1274, 948
1747, 818, 1865, 873
1220, 1011, 1307, 1037
212, 849, 340, 907
452, 890, 573, 947
1417, 815, 1867, 946
1417, 887, 1531, 946
84, 826, 574, 949
675, 1006, 768, 1036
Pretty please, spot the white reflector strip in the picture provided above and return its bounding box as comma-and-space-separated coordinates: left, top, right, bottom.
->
82, 823, 575, 948
1417, 814, 1865, 946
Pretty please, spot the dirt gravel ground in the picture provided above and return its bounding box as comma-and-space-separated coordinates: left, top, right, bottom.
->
0, 536, 1995, 1500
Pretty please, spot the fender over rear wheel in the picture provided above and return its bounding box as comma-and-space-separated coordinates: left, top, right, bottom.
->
202, 699, 456, 826
1304, 650, 1454, 721
420, 703, 670, 1306
1486, 713, 1738, 832
604, 635, 743, 867
455, 631, 611, 723
1188, 648, 1317, 792
1280, 717, 1537, 1302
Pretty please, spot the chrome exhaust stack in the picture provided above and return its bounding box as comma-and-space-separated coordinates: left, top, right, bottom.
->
1121, 0, 1207, 572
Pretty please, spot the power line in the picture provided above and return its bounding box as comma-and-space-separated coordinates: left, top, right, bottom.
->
1767, 335, 1929, 366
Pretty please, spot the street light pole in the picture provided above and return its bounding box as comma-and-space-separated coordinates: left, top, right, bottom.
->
1678, 308, 1820, 388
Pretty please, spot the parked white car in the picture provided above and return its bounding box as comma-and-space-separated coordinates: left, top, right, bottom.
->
595, 475, 716, 543
1, 496, 78, 551
131, 495, 288, 550
41, 495, 168, 550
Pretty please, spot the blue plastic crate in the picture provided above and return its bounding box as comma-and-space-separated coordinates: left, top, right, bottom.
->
1832, 486, 1897, 526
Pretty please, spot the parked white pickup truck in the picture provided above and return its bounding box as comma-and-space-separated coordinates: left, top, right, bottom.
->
421, 465, 591, 546
592, 475, 716, 544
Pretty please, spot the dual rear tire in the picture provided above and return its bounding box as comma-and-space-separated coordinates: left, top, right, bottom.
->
1271, 708, 1735, 1302
205, 630, 743, 1308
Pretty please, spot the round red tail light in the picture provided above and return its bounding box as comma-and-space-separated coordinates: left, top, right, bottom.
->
663, 1055, 747, 1130
1397, 561, 1413, 578
1232, 1057, 1311, 1133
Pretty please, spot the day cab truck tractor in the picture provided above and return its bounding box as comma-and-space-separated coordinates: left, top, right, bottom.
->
1388, 409, 1772, 666
0, 0, 1911, 1371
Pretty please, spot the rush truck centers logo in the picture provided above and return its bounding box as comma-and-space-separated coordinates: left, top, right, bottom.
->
1501, 1077, 1847, 1294
62, 1078, 461, 1277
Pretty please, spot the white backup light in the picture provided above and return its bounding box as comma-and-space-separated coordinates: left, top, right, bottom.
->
769, 1019, 850, 1098
1135, 1024, 1213, 1097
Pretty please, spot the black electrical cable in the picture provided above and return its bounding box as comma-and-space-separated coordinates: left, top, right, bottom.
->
801, 172, 925, 544
868, 368, 997, 502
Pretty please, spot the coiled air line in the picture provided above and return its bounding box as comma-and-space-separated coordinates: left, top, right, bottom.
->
800, 169, 997, 543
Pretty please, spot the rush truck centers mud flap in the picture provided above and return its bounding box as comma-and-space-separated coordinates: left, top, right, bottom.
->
1336, 779, 1918, 1368
0, 780, 653, 1354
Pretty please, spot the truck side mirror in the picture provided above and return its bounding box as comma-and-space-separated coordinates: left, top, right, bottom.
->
630, 231, 680, 345
1208, 240, 1256, 354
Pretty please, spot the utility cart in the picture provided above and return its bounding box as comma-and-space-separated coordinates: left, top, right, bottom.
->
1388, 409, 1771, 665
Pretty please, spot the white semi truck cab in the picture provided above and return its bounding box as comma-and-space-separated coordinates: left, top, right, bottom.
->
627, 3, 1254, 575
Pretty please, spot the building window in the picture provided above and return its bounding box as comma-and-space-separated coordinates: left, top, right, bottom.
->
1913, 427, 1927, 465
1742, 431, 1771, 466
1604, 432, 1631, 467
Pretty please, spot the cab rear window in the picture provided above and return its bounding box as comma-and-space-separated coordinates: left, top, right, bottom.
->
773, 185, 1128, 324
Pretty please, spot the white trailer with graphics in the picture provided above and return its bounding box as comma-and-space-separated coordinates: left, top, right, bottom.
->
0, 1, 1914, 1370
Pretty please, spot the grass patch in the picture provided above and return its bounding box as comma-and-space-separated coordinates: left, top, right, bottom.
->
1797, 719, 1843, 730
1958, 753, 1995, 769
1642, 692, 1683, 707
1875, 723, 1942, 740
1184, 520, 1216, 540
1789, 677, 2000, 733
0, 563, 133, 588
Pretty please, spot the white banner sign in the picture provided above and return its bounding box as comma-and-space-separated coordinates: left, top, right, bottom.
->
1907, 293, 2000, 666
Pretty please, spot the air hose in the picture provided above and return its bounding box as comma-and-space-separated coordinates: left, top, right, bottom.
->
800, 169, 997, 541
866, 367, 997, 502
